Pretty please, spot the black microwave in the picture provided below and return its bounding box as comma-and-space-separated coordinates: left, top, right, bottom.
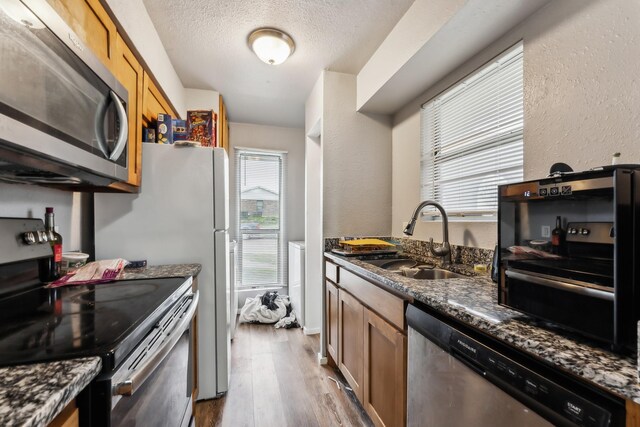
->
0, 0, 128, 186
497, 166, 640, 352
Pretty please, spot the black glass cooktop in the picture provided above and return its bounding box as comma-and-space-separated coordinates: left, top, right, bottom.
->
509, 258, 613, 287
0, 277, 190, 370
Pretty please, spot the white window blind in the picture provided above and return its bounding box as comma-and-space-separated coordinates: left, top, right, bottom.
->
235, 149, 287, 288
421, 42, 524, 220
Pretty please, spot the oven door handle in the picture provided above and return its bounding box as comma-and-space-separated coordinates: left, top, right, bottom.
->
505, 270, 614, 301
114, 290, 199, 397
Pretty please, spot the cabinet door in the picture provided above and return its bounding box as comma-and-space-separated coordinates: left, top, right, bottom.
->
326, 281, 339, 363
218, 95, 229, 151
338, 289, 364, 401
112, 33, 143, 188
364, 308, 407, 427
45, 0, 117, 70
142, 72, 176, 123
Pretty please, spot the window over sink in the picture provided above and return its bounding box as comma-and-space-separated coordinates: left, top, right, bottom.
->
420, 41, 524, 221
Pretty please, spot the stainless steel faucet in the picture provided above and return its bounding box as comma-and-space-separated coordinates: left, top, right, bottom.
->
403, 200, 452, 266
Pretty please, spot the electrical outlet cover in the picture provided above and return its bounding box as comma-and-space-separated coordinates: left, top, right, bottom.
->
541, 225, 551, 238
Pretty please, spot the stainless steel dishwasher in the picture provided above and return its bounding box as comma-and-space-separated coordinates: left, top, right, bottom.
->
406, 304, 624, 427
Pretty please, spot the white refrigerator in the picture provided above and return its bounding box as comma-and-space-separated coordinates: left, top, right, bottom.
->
94, 143, 230, 400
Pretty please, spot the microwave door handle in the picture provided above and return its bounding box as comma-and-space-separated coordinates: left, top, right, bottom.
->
108, 90, 128, 161
94, 93, 111, 158
505, 270, 614, 301
113, 291, 199, 397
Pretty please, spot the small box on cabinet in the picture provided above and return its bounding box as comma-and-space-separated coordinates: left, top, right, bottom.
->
156, 113, 173, 144
187, 110, 217, 147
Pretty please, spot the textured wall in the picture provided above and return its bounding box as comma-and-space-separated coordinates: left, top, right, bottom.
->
392, 0, 640, 249
304, 74, 324, 335
228, 122, 305, 245
522, 0, 640, 177
0, 184, 93, 255
323, 71, 392, 237
357, 0, 464, 110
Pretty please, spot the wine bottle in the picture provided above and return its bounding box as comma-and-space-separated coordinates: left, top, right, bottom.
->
551, 216, 564, 255
39, 207, 63, 282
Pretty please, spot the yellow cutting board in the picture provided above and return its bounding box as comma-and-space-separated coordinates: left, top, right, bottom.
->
339, 239, 395, 247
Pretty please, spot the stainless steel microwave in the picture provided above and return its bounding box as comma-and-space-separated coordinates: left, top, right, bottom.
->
0, 0, 128, 186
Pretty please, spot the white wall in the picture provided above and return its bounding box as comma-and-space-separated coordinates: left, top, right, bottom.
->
392, 0, 640, 249
106, 0, 186, 115
357, 0, 464, 110
304, 75, 324, 336
228, 122, 305, 244
323, 71, 392, 237
184, 88, 220, 116
0, 184, 92, 254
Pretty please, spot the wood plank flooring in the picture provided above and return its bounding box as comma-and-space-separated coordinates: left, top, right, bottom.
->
195, 322, 373, 427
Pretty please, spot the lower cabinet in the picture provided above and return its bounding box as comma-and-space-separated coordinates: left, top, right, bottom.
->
364, 309, 407, 427
338, 289, 364, 401
48, 399, 79, 427
326, 260, 407, 427
326, 280, 339, 363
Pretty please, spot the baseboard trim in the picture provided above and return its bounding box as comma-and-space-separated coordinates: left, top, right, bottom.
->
303, 327, 320, 335
317, 354, 328, 365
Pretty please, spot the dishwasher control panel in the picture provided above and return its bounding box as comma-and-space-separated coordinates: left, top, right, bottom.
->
449, 330, 611, 427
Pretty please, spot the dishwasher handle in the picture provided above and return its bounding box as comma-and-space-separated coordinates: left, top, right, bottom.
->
450, 347, 486, 377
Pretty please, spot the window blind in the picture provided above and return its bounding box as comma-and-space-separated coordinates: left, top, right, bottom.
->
421, 42, 524, 220
235, 149, 287, 288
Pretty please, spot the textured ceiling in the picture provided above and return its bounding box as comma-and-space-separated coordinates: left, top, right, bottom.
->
142, 0, 414, 128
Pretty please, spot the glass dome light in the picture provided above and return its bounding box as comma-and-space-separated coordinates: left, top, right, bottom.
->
248, 28, 295, 65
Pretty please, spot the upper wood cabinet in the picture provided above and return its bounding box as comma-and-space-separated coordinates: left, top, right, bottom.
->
45, 0, 117, 70
143, 72, 176, 124
218, 95, 229, 152
111, 33, 143, 189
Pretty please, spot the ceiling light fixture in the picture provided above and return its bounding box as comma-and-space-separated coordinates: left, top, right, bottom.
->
248, 28, 295, 65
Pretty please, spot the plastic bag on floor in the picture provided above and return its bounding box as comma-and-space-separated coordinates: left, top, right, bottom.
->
239, 292, 287, 324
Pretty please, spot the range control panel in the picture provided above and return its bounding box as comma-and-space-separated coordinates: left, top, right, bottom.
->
565, 222, 614, 244
0, 218, 52, 265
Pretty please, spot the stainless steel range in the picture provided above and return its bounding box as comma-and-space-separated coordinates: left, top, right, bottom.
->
497, 166, 640, 352
0, 217, 198, 426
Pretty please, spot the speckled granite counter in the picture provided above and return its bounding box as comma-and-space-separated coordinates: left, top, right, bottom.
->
0, 357, 101, 427
325, 252, 640, 404
119, 263, 201, 280
0, 264, 199, 426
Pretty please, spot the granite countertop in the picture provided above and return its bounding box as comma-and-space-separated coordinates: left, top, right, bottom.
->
0, 357, 102, 427
325, 252, 640, 404
0, 263, 200, 426
119, 263, 202, 280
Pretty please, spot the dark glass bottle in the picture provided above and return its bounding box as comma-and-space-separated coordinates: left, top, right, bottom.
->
39, 207, 63, 282
551, 216, 564, 255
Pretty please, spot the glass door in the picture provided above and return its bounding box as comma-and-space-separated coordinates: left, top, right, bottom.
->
236, 150, 287, 289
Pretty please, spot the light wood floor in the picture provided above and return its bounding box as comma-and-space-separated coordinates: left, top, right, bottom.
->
194, 322, 373, 427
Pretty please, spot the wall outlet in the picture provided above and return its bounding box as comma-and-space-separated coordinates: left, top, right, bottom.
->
541, 225, 551, 238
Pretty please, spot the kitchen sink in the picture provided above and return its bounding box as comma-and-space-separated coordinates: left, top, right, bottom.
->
362, 257, 422, 270
362, 257, 464, 280
402, 268, 464, 280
